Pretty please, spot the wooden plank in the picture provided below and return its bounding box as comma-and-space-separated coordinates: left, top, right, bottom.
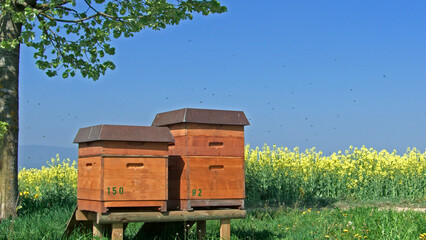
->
63, 207, 94, 237
78, 142, 103, 157
75, 209, 97, 221
186, 136, 244, 156
63, 206, 78, 237
78, 156, 168, 212
104, 200, 167, 209
103, 141, 169, 156
187, 124, 244, 137
111, 223, 124, 240
169, 136, 244, 157
78, 141, 169, 157
77, 199, 107, 213
167, 123, 245, 157
190, 199, 244, 208
169, 123, 244, 137
77, 157, 102, 201
103, 157, 167, 201
197, 221, 206, 240
97, 209, 246, 224
168, 156, 245, 209
169, 157, 245, 199
92, 221, 104, 238
188, 157, 245, 199
168, 135, 188, 156
220, 219, 231, 240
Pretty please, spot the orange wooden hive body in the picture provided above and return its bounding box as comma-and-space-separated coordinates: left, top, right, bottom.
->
152, 108, 250, 210
74, 125, 174, 213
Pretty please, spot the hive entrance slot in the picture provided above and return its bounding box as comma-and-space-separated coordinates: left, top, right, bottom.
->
209, 142, 224, 148
209, 165, 224, 171
126, 163, 144, 169
86, 163, 93, 169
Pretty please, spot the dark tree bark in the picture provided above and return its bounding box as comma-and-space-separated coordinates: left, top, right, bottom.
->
0, 8, 21, 220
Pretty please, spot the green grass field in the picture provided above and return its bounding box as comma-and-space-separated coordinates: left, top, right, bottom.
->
1, 203, 425, 240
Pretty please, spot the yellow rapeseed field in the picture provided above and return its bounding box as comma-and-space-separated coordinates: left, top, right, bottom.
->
245, 145, 426, 204
18, 154, 77, 210
18, 146, 426, 208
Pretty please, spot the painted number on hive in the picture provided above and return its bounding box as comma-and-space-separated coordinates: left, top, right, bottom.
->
192, 189, 202, 197
107, 187, 124, 195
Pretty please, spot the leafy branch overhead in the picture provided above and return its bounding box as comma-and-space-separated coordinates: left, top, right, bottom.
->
0, 0, 227, 80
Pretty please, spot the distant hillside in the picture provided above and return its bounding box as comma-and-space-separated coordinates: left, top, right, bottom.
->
18, 145, 78, 169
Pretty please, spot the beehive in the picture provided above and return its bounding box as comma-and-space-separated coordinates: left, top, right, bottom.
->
152, 108, 250, 210
74, 124, 174, 213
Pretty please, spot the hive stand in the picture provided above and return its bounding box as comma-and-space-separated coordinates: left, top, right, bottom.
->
64, 207, 246, 240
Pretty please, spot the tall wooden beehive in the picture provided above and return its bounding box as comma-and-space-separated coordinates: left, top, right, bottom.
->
152, 108, 250, 210
74, 124, 174, 213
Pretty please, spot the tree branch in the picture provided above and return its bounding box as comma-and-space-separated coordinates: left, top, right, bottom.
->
57, 6, 79, 15
83, 0, 98, 14
36, 15, 65, 57
40, 10, 119, 23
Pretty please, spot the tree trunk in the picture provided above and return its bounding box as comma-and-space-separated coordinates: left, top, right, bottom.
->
0, 9, 21, 220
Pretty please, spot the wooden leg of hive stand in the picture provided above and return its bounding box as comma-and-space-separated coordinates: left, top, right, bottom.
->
111, 223, 124, 240
197, 221, 206, 240
160, 201, 167, 212
92, 221, 104, 239
220, 219, 231, 240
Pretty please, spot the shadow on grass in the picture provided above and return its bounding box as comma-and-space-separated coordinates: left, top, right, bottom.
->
126, 222, 192, 240
232, 229, 277, 240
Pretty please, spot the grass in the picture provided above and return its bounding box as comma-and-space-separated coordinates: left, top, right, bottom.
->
0, 205, 76, 240
1, 203, 425, 240
332, 197, 426, 211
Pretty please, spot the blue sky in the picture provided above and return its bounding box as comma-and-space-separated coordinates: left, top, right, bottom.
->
18, 1, 426, 167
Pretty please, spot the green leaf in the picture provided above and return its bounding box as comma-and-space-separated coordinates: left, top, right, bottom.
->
0, 122, 10, 139
46, 70, 57, 77
113, 30, 121, 39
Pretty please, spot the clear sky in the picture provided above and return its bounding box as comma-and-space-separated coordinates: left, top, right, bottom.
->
17, 1, 426, 167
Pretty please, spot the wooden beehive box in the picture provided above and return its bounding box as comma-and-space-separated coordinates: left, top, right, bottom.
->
152, 108, 250, 210
74, 124, 174, 213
